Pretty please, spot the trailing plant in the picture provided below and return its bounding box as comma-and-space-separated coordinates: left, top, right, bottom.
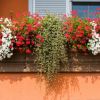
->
36, 14, 68, 79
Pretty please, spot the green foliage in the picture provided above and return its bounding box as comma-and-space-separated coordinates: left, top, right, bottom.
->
36, 14, 68, 79
27, 17, 34, 24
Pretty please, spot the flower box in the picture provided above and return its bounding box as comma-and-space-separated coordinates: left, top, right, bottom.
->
0, 51, 100, 72
0, 52, 36, 72
60, 52, 100, 72
0, 14, 100, 73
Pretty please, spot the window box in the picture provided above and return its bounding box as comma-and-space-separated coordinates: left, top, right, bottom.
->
0, 51, 100, 72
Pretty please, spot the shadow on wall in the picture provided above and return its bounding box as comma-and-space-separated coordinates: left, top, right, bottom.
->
44, 74, 80, 100
43, 73, 100, 100
0, 73, 36, 83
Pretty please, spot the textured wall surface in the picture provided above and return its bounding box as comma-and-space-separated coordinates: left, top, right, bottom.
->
0, 1, 100, 100
0, 0, 28, 17
0, 73, 100, 100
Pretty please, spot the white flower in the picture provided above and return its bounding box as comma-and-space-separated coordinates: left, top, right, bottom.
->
7, 53, 13, 58
4, 18, 12, 27
90, 21, 97, 29
87, 21, 100, 55
0, 18, 14, 61
92, 50, 98, 55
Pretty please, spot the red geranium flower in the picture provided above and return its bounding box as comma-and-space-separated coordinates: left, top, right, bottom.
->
27, 24, 33, 32
26, 49, 32, 54
0, 40, 2, 45
63, 15, 92, 53
0, 33, 2, 39
9, 45, 13, 49
36, 34, 42, 39
31, 41, 35, 45
12, 13, 44, 54
26, 39, 31, 45
40, 38, 44, 43
65, 33, 70, 38
16, 41, 23, 46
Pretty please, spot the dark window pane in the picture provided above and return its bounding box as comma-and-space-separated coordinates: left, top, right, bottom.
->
72, 2, 100, 18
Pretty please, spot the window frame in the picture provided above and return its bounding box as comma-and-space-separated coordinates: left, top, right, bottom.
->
28, 0, 72, 15
28, 0, 35, 14
28, 0, 100, 16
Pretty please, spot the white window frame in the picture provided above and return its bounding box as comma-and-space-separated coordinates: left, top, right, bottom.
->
28, 0, 100, 16
28, 0, 35, 14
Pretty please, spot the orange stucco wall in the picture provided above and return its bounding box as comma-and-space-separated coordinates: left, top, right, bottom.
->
0, 73, 100, 100
0, 0, 28, 18
0, 1, 100, 100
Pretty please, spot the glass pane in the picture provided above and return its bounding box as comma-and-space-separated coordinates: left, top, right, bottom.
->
89, 4, 100, 18
72, 2, 100, 18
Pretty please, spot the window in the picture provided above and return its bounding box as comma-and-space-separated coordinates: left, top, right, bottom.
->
28, 0, 100, 17
72, 2, 100, 18
28, 0, 71, 16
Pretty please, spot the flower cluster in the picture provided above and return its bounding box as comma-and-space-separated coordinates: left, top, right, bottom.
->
0, 13, 100, 62
87, 21, 100, 55
12, 14, 44, 54
64, 16, 92, 52
0, 18, 14, 60
95, 18, 100, 34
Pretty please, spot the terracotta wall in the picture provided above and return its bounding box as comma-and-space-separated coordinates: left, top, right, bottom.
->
0, 1, 100, 100
0, 73, 100, 100
0, 0, 28, 18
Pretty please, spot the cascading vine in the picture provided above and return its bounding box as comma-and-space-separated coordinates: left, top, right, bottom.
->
36, 14, 68, 79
